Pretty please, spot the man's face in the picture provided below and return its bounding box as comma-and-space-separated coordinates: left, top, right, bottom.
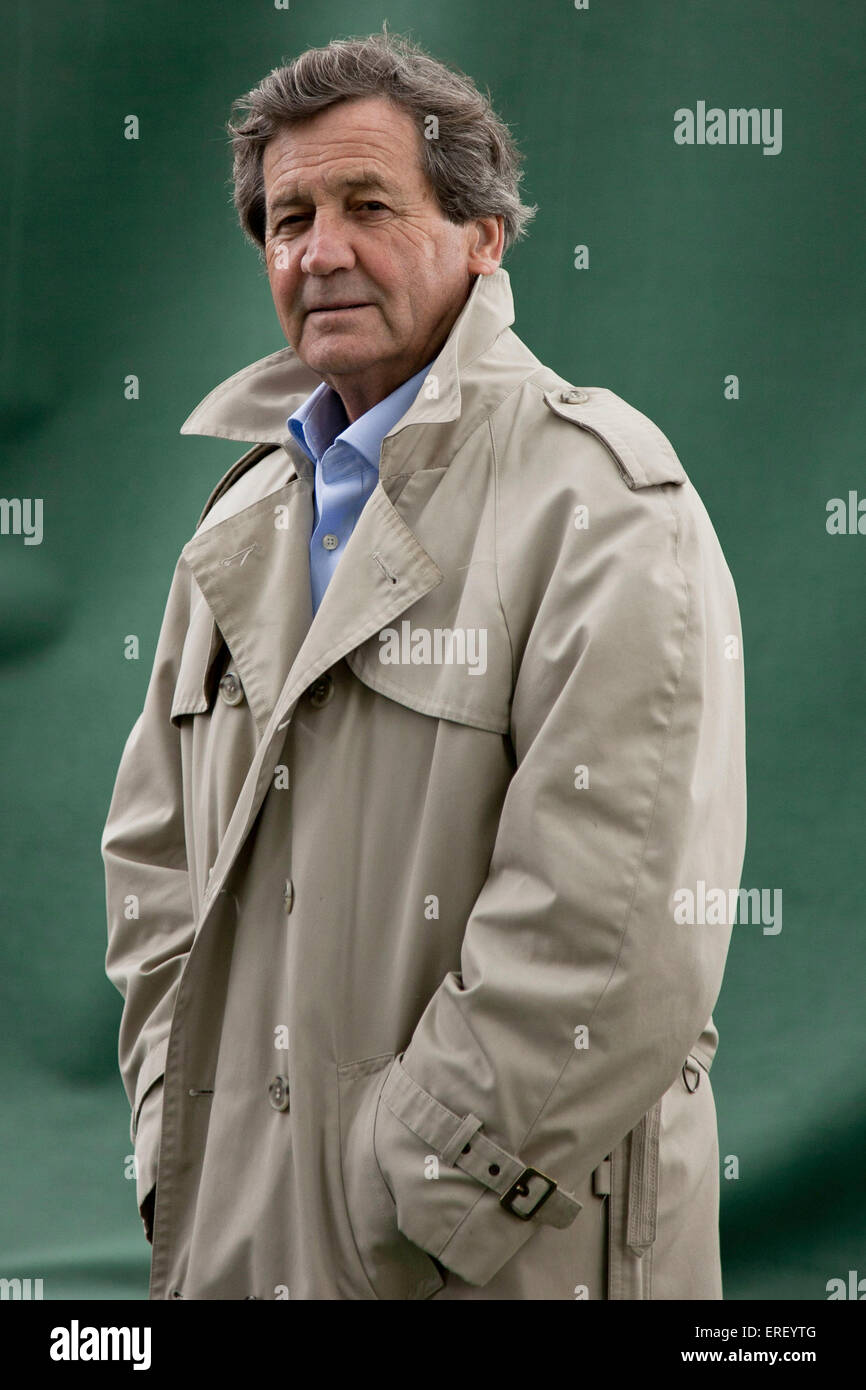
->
262, 95, 502, 420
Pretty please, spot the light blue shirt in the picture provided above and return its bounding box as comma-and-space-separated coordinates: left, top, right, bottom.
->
288, 361, 433, 614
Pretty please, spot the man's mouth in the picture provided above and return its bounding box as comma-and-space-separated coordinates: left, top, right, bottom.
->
307, 303, 371, 315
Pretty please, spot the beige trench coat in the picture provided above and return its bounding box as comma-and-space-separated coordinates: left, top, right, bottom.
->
102, 267, 746, 1300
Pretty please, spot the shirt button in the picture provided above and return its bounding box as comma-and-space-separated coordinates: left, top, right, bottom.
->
322, 533, 339, 551
284, 878, 294, 914
307, 673, 334, 708
219, 670, 244, 706
268, 1075, 290, 1112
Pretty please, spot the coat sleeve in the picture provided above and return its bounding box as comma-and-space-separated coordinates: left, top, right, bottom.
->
373, 433, 747, 1287
102, 554, 198, 1239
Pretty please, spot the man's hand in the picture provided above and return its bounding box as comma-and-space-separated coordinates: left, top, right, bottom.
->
140, 1186, 156, 1245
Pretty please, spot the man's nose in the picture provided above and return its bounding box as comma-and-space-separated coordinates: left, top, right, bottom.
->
299, 212, 356, 275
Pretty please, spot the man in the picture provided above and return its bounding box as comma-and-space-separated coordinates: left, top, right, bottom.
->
103, 31, 746, 1300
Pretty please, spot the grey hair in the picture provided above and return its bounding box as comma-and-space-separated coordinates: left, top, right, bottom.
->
226, 27, 536, 257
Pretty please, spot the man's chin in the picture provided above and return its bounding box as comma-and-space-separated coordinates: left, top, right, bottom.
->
299, 338, 384, 378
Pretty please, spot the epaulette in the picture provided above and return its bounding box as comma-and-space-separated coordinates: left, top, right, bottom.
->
195, 442, 282, 528
541, 385, 687, 489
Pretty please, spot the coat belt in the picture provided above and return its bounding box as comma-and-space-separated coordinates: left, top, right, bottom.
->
590, 1099, 663, 1252
626, 1099, 662, 1255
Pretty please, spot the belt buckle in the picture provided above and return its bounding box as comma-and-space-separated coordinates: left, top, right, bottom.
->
499, 1166, 557, 1220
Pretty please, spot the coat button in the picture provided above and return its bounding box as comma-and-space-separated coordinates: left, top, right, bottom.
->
559, 388, 589, 405
307, 673, 334, 708
268, 1075, 290, 1111
219, 670, 244, 705
283, 878, 294, 914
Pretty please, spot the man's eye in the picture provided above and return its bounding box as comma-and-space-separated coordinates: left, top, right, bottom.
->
358, 201, 387, 212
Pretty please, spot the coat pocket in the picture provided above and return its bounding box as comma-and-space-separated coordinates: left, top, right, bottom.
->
336, 1054, 446, 1301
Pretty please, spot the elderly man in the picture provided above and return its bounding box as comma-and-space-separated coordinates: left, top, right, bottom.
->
103, 31, 746, 1301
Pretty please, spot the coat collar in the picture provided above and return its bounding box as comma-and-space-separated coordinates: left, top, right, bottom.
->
177, 266, 525, 738
178, 266, 517, 481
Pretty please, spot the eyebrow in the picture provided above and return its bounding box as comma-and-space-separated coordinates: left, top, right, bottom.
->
268, 174, 392, 216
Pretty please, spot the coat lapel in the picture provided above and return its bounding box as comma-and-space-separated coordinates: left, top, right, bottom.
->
271, 480, 443, 713
182, 468, 443, 739
181, 473, 314, 736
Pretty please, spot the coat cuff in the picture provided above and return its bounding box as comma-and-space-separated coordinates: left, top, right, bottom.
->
375, 1054, 583, 1287
134, 1079, 164, 1212
130, 1039, 169, 1223
131, 1036, 170, 1144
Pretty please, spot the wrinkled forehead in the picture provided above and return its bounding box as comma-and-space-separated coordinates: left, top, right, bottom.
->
262, 98, 426, 205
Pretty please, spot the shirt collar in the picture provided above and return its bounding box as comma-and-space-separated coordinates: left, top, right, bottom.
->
287, 359, 434, 469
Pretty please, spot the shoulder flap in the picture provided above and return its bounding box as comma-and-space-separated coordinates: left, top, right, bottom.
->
542, 386, 687, 489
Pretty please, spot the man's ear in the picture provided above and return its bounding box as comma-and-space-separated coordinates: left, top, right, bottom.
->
467, 216, 505, 275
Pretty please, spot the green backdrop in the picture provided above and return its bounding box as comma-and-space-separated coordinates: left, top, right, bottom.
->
1, 0, 863, 1300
